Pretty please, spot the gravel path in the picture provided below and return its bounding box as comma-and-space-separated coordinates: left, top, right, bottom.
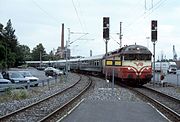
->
85, 77, 142, 102
144, 83, 180, 100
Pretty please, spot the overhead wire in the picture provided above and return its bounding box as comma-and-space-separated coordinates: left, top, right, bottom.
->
128, 0, 168, 27
144, 0, 168, 18
123, 0, 168, 37
110, 35, 120, 46
31, 0, 60, 24
76, 0, 88, 32
71, 0, 86, 33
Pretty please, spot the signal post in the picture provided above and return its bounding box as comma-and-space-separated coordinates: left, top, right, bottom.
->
103, 17, 110, 82
151, 20, 158, 86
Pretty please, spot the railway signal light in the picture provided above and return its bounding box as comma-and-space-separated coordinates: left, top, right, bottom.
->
151, 20, 157, 42
103, 17, 110, 40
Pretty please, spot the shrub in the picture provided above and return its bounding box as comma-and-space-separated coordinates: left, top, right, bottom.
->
12, 89, 28, 100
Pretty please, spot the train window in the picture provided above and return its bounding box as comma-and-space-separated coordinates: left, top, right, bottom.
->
142, 54, 151, 60
124, 54, 135, 60
97, 61, 99, 66
124, 54, 151, 60
90, 61, 92, 66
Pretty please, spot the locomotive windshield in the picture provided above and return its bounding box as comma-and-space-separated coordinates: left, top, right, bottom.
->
124, 54, 151, 60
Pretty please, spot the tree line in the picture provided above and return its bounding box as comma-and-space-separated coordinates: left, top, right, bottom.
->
0, 19, 57, 70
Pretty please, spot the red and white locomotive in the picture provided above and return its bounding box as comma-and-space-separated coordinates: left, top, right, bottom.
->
103, 45, 152, 85
65, 44, 152, 85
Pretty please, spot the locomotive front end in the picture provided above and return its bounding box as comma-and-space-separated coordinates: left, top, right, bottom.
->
120, 45, 152, 85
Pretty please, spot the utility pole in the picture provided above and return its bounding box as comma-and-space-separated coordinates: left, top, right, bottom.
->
39, 51, 42, 68
65, 29, 88, 75
173, 45, 177, 61
65, 28, 70, 82
119, 22, 122, 48
5, 42, 7, 71
66, 28, 70, 75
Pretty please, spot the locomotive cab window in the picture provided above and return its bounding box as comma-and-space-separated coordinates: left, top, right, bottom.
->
124, 54, 151, 60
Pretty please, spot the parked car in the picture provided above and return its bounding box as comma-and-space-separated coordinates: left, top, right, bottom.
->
19, 71, 39, 86
2, 71, 30, 84
44, 67, 64, 76
37, 66, 46, 71
154, 61, 177, 74
0, 73, 12, 91
0, 73, 11, 85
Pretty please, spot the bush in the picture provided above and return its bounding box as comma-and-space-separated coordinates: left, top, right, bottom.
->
4, 88, 28, 100
4, 87, 13, 96
12, 89, 28, 100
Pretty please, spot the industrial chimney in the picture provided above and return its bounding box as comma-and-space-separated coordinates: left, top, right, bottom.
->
61, 23, 64, 49
90, 50, 92, 57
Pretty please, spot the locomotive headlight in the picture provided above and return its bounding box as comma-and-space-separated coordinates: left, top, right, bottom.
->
146, 67, 149, 70
128, 67, 131, 70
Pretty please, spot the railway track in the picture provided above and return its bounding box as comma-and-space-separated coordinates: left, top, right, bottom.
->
129, 86, 180, 122
0, 74, 92, 122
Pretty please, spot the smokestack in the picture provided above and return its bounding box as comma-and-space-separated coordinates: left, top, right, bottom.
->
61, 23, 64, 49
90, 50, 92, 57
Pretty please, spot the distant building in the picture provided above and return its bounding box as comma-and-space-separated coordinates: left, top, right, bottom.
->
176, 60, 180, 69
55, 47, 64, 59
55, 47, 71, 59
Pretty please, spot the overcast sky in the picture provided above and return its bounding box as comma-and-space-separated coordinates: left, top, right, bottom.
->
0, 0, 180, 60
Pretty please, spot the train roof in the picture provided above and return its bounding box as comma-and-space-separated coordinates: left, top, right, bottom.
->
53, 55, 104, 63
120, 45, 152, 54
69, 58, 81, 62
79, 54, 104, 61
26, 61, 50, 64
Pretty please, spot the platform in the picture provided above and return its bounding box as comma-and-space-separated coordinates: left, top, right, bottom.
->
61, 99, 169, 122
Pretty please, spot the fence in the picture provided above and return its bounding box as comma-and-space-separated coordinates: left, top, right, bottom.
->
0, 75, 62, 92
152, 72, 180, 86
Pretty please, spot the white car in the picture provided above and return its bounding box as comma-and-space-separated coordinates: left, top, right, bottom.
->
19, 71, 39, 86
54, 69, 64, 75
44, 67, 64, 76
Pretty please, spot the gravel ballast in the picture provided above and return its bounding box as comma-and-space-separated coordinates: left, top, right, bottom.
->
145, 83, 180, 100
0, 73, 179, 118
0, 73, 79, 117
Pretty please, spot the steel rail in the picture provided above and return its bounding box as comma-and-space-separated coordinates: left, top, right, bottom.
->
38, 75, 92, 122
129, 86, 180, 122
0, 75, 82, 121
142, 86, 180, 103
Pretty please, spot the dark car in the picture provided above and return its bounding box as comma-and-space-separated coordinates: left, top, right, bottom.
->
0, 73, 11, 85
0, 73, 12, 91
2, 71, 30, 84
